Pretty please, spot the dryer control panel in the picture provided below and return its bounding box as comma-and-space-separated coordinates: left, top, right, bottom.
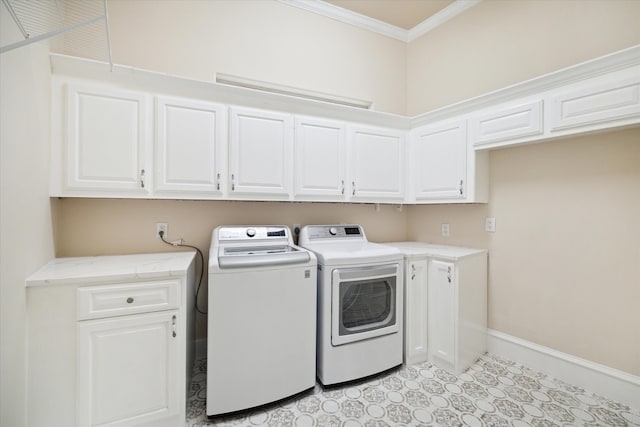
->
299, 225, 366, 241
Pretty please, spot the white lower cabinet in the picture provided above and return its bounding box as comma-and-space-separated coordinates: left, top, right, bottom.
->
26, 252, 195, 427
77, 311, 180, 427
404, 258, 428, 365
428, 259, 458, 369
383, 242, 487, 374
427, 253, 487, 374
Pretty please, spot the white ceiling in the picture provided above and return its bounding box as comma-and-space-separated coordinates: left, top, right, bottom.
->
324, 0, 455, 30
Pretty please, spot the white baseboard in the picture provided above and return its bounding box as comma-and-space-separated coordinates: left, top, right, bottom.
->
487, 329, 640, 410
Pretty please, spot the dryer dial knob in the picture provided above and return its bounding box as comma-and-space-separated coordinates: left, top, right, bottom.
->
246, 228, 256, 237
329, 227, 338, 236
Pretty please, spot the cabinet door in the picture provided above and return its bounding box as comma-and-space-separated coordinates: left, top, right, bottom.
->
427, 259, 456, 370
348, 125, 405, 201
66, 84, 150, 194
77, 311, 179, 427
156, 97, 226, 195
229, 107, 293, 198
411, 120, 467, 201
550, 71, 640, 132
294, 116, 346, 199
405, 259, 428, 365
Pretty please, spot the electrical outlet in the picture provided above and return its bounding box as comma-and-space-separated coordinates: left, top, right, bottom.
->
441, 223, 450, 237
156, 222, 168, 239
485, 217, 496, 233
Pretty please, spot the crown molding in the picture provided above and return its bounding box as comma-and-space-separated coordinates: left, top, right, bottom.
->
408, 0, 481, 42
278, 0, 408, 42
410, 44, 640, 127
279, 0, 480, 43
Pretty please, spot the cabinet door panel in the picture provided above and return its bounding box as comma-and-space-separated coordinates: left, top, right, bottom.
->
412, 121, 466, 201
66, 84, 149, 193
471, 100, 543, 146
405, 259, 428, 365
156, 97, 226, 194
77, 311, 178, 427
294, 117, 346, 198
550, 73, 640, 131
428, 259, 456, 369
349, 126, 405, 201
230, 107, 292, 197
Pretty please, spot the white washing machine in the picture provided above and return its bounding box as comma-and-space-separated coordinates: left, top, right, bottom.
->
298, 224, 404, 385
207, 226, 317, 417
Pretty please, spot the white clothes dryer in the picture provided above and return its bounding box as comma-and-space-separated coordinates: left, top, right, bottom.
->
298, 224, 404, 385
207, 226, 317, 417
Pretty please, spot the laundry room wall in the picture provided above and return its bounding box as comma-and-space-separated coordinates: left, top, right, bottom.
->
1, 5, 56, 426
103, 0, 408, 115
407, 0, 640, 114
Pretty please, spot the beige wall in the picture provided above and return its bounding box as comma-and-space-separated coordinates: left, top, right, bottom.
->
407, 0, 640, 114
409, 129, 640, 375
489, 128, 640, 375
0, 5, 55, 426
104, 0, 407, 115
55, 199, 408, 338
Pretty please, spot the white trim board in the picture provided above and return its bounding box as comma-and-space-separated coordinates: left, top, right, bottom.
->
278, 0, 481, 43
488, 329, 640, 410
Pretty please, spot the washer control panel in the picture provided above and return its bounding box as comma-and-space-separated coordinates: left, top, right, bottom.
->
218, 226, 289, 241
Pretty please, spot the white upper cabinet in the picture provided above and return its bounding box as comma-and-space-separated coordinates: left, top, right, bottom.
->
155, 97, 227, 196
65, 84, 151, 195
549, 67, 640, 133
294, 116, 346, 200
411, 120, 467, 201
348, 125, 406, 202
229, 107, 293, 199
470, 100, 543, 148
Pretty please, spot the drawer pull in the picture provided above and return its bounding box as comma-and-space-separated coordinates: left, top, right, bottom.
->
126, 297, 134, 304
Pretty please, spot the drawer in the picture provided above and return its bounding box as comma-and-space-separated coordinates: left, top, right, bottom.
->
77, 280, 180, 320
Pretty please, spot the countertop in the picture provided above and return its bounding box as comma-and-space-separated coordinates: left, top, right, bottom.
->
381, 242, 487, 260
25, 251, 196, 287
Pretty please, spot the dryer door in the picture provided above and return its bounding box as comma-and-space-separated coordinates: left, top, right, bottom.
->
331, 264, 400, 346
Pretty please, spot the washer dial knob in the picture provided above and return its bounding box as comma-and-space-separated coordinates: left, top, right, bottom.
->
329, 227, 338, 236
246, 228, 256, 237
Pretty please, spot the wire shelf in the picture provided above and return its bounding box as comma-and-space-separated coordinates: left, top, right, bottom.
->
1, 0, 112, 68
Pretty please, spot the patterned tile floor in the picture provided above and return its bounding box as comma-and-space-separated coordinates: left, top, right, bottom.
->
187, 353, 640, 426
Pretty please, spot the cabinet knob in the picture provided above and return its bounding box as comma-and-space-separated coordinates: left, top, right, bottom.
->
352, 181, 356, 196
126, 297, 134, 304
231, 174, 235, 191
140, 169, 145, 189
216, 173, 221, 191
459, 179, 464, 195
341, 180, 345, 195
